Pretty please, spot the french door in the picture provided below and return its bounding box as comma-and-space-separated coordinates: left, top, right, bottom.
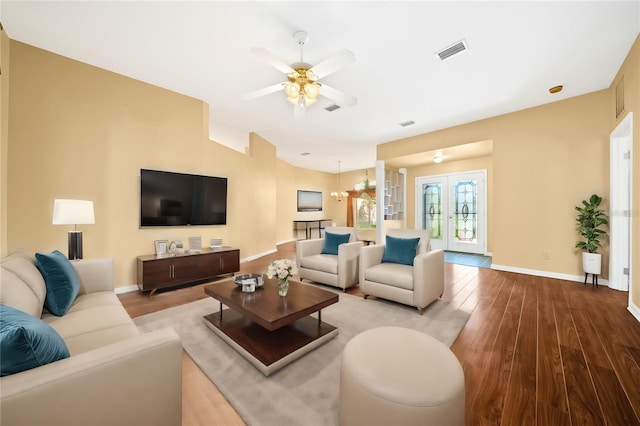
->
416, 170, 487, 254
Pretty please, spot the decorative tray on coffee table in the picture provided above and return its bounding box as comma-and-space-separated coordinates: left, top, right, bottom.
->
233, 273, 264, 289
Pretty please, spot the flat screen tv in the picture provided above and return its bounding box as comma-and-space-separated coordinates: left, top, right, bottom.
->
140, 169, 227, 227
297, 190, 322, 212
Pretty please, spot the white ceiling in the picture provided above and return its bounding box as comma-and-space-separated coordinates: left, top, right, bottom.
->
2, 1, 639, 173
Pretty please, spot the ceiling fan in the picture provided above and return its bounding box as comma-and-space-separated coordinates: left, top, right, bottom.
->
242, 30, 357, 115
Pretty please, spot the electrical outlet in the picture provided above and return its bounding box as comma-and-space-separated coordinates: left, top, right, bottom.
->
542, 251, 551, 260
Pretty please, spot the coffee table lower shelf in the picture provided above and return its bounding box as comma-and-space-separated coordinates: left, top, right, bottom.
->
203, 309, 338, 376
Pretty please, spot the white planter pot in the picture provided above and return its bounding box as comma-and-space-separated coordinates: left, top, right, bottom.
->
582, 252, 602, 275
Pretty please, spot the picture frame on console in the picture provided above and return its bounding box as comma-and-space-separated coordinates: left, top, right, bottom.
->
155, 239, 168, 256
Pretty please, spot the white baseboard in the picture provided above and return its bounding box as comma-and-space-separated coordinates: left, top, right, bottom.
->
278, 238, 298, 245
114, 285, 139, 294
241, 248, 277, 263
490, 264, 609, 286
629, 302, 640, 322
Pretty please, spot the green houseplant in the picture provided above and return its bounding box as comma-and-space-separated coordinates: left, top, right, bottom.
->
575, 194, 608, 274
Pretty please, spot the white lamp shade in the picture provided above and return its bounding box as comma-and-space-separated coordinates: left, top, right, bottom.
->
52, 199, 95, 225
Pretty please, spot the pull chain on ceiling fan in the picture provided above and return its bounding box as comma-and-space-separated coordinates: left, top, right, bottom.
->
243, 30, 357, 115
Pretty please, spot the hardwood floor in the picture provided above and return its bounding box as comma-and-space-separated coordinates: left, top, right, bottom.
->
118, 242, 640, 426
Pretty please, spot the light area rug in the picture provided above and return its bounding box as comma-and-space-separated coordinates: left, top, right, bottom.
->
134, 289, 471, 426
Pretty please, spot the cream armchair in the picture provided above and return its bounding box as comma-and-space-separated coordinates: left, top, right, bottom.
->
296, 227, 364, 291
359, 229, 444, 314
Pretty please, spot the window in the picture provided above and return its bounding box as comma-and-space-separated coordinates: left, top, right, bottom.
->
356, 193, 376, 228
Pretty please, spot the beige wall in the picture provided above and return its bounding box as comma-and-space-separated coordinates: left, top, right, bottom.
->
610, 35, 639, 307
404, 156, 493, 252
5, 34, 638, 300
4, 41, 349, 289
1, 29, 10, 255
379, 90, 610, 278
273, 165, 374, 242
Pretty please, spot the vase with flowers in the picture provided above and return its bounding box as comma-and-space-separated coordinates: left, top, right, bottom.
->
266, 259, 298, 296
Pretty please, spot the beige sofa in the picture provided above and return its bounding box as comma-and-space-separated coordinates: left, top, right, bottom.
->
296, 227, 364, 291
0, 252, 183, 426
359, 229, 445, 314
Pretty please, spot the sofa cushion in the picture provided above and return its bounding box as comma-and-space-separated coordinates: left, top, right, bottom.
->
0, 253, 47, 318
321, 232, 351, 255
42, 293, 140, 355
299, 254, 339, 275
0, 305, 70, 376
35, 250, 80, 316
382, 236, 420, 266
364, 262, 414, 290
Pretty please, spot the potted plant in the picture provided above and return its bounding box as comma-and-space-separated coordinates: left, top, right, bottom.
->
575, 194, 609, 275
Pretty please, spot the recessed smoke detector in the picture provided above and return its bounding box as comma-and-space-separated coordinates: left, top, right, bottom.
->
399, 120, 415, 127
325, 104, 341, 112
436, 39, 468, 61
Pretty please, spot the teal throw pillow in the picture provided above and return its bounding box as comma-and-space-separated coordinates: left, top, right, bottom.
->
0, 305, 70, 377
382, 235, 421, 266
35, 250, 80, 316
321, 232, 351, 255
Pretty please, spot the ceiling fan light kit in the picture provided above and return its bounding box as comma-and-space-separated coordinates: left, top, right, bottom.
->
245, 30, 357, 113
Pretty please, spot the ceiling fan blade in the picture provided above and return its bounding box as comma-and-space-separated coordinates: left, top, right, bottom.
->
319, 84, 357, 107
308, 49, 355, 79
242, 82, 286, 100
250, 47, 296, 75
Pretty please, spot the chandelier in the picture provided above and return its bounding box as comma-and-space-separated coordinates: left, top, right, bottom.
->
331, 161, 349, 202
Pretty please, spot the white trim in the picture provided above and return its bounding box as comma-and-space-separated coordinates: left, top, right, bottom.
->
241, 248, 277, 263
491, 264, 609, 286
278, 238, 298, 246
114, 285, 139, 294
610, 111, 633, 292
628, 302, 640, 323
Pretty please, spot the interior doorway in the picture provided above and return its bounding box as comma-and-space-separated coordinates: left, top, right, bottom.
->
416, 170, 487, 255
609, 112, 633, 295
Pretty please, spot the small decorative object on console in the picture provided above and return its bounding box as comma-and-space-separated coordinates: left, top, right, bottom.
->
154, 240, 168, 256
169, 240, 184, 254
210, 238, 223, 248
188, 237, 202, 253
266, 259, 298, 297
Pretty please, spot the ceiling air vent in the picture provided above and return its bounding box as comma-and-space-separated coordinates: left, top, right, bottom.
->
325, 104, 341, 112
399, 120, 415, 127
436, 40, 467, 61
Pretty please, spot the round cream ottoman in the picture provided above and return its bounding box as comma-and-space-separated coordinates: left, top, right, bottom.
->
339, 326, 465, 426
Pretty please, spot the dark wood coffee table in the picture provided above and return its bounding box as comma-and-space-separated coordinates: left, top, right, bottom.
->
202, 277, 339, 376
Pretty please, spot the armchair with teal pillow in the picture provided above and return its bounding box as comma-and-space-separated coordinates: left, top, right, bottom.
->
296, 226, 363, 291
359, 229, 444, 314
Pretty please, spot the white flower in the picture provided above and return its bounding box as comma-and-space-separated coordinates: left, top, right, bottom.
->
266, 259, 297, 280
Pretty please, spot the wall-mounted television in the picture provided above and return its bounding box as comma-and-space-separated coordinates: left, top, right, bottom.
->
140, 169, 227, 227
297, 190, 322, 212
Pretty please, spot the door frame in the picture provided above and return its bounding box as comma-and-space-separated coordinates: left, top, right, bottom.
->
415, 169, 488, 255
609, 112, 633, 296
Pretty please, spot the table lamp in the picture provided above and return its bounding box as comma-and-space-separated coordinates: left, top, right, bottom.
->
52, 199, 95, 260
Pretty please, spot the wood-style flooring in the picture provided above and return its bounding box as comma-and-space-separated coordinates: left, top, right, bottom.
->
118, 241, 640, 426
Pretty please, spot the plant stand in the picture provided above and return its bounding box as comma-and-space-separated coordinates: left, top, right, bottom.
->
584, 272, 599, 288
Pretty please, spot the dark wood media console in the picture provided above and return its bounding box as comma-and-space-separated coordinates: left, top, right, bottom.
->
137, 247, 240, 295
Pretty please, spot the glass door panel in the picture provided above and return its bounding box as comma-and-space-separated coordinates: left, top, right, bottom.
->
416, 171, 486, 254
